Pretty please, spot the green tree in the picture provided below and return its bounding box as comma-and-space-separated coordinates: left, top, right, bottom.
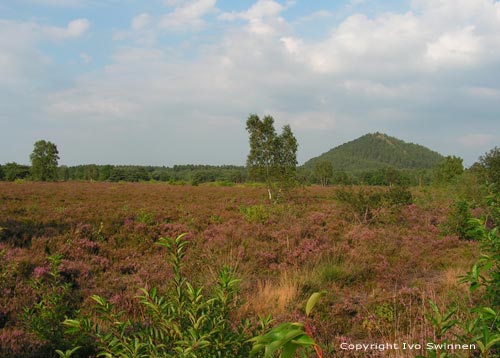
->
314, 161, 333, 186
3, 162, 30, 181
30, 140, 60, 181
83, 164, 99, 181
480, 147, 500, 192
58, 165, 70, 181
246, 114, 298, 201
434, 156, 464, 183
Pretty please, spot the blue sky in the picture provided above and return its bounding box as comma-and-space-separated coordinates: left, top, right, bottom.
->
1, 0, 499, 166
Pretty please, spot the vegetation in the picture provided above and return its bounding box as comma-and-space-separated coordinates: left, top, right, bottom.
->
2, 133, 500, 357
313, 161, 333, 187
246, 115, 298, 201
30, 140, 60, 182
479, 147, 500, 193
433, 156, 464, 183
0, 177, 495, 357
63, 234, 258, 358
303, 132, 443, 184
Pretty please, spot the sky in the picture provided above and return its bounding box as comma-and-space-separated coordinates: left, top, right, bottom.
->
1, 0, 499, 167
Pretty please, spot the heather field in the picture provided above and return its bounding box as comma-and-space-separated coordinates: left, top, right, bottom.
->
0, 182, 487, 357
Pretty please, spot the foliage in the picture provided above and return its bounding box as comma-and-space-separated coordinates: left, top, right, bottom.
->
240, 205, 270, 224
458, 221, 500, 357
30, 140, 60, 181
442, 199, 484, 240
313, 161, 333, 187
63, 234, 258, 358
433, 156, 464, 183
418, 301, 458, 358
334, 187, 384, 224
246, 114, 298, 201
2, 162, 30, 181
480, 147, 500, 193
361, 167, 410, 186
250, 292, 324, 358
385, 184, 413, 206
304, 132, 444, 174
22, 254, 88, 357
334, 185, 412, 223
0, 181, 487, 356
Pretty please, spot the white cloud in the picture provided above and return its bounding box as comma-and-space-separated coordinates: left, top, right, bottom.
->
425, 26, 481, 68
293, 10, 332, 24
131, 13, 152, 30
219, 0, 287, 35
46, 96, 139, 119
0, 18, 89, 88
164, 0, 185, 6
42, 19, 90, 39
159, 0, 217, 31
4, 0, 500, 165
26, 0, 83, 6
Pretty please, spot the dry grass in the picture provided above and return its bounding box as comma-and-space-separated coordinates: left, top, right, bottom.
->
240, 270, 299, 318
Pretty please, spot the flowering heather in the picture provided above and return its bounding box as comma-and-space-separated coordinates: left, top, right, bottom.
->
0, 182, 482, 357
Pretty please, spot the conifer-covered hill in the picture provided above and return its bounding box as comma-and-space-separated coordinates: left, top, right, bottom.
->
303, 132, 444, 173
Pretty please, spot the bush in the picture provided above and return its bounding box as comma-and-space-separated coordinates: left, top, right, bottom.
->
334, 185, 412, 224
442, 199, 483, 240
63, 234, 259, 357
334, 187, 384, 224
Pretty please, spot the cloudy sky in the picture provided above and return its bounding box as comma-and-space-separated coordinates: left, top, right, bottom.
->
1, 0, 499, 166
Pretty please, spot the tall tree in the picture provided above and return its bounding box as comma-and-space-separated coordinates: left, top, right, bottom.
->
314, 161, 333, 186
480, 147, 500, 192
246, 114, 298, 201
30, 140, 60, 181
434, 156, 464, 183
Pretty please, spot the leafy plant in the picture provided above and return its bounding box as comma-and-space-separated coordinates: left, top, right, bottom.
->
240, 205, 269, 224
458, 202, 500, 357
63, 233, 258, 357
442, 199, 484, 240
22, 254, 88, 357
334, 187, 384, 224
418, 300, 458, 358
250, 291, 325, 358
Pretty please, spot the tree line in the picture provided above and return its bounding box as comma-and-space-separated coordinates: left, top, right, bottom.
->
1, 120, 499, 191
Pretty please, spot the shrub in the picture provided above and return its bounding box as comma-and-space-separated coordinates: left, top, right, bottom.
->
442, 199, 483, 240
385, 185, 413, 206
334, 187, 384, 224
240, 205, 269, 224
63, 234, 259, 357
22, 255, 90, 357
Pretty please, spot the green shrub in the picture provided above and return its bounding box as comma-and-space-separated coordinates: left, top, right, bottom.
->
22, 255, 90, 357
240, 205, 269, 224
63, 234, 259, 358
442, 199, 483, 240
334, 187, 384, 224
385, 185, 413, 206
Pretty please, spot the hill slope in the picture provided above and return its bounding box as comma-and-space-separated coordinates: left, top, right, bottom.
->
303, 132, 444, 173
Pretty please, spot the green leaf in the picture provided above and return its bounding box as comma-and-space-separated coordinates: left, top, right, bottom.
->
281, 341, 298, 358
305, 291, 325, 317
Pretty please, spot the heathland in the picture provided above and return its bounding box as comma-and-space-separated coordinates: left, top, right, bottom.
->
0, 176, 497, 357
